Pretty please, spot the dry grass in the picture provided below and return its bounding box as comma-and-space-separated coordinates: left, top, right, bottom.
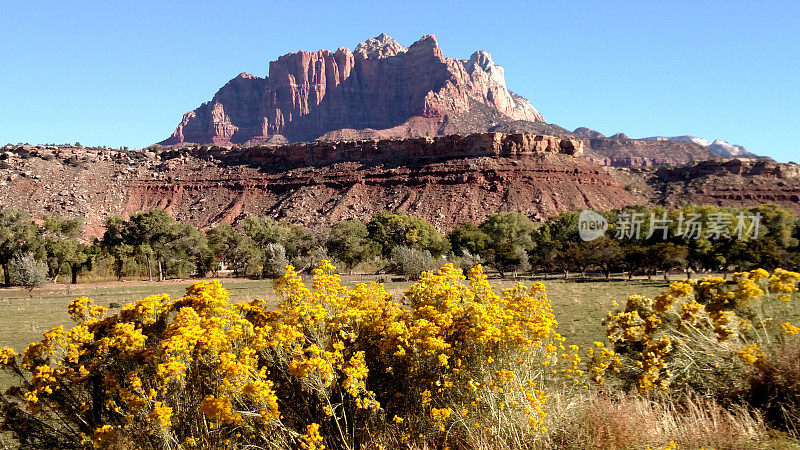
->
546, 393, 770, 449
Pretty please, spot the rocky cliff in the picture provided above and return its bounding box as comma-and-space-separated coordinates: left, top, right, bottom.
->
2, 135, 795, 238
161, 34, 543, 145
645, 158, 800, 208
1, 134, 628, 237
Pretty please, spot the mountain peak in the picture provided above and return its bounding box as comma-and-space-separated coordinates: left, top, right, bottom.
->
468, 50, 493, 67
465, 50, 506, 88
354, 33, 407, 59
159, 34, 544, 145
407, 34, 440, 54
573, 127, 606, 139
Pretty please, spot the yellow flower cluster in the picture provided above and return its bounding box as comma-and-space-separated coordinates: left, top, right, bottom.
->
586, 341, 620, 385
769, 268, 800, 302
781, 321, 800, 336
92, 424, 116, 449
200, 395, 241, 424
0, 347, 17, 365
300, 423, 325, 450
147, 401, 173, 427
736, 343, 764, 366
646, 441, 680, 450
605, 268, 799, 395
0, 261, 586, 449
68, 296, 108, 324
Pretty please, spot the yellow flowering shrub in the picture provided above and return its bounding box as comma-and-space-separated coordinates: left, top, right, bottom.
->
0, 261, 581, 449
603, 269, 800, 396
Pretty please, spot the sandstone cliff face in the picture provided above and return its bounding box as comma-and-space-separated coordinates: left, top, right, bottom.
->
488, 124, 740, 167
215, 133, 583, 168
160, 34, 544, 145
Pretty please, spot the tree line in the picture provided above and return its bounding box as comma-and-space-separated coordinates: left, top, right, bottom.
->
1, 204, 798, 288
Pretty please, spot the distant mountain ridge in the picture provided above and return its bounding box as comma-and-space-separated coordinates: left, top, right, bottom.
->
643, 135, 755, 157
566, 127, 759, 165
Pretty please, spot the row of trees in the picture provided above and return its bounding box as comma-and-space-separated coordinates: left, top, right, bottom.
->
1, 204, 798, 287
488, 204, 799, 279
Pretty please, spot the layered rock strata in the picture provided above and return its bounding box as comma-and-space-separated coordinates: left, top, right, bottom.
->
0, 134, 625, 236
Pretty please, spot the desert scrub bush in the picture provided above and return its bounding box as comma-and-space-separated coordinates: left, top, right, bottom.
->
261, 242, 289, 278
456, 249, 484, 271
601, 268, 800, 398
741, 340, 800, 434
9, 253, 48, 291
389, 245, 436, 278
0, 262, 583, 449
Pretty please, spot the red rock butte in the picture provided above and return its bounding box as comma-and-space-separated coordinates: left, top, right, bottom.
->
160, 34, 544, 145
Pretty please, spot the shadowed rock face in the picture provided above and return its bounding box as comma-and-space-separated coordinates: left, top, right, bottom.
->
160, 34, 544, 145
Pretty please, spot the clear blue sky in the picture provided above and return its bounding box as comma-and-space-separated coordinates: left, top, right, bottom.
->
1, 1, 798, 161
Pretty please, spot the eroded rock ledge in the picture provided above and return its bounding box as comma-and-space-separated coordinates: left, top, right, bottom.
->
173, 133, 583, 168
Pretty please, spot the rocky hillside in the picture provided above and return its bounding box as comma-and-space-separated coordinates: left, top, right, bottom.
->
582, 135, 723, 167
1, 134, 632, 237
643, 135, 756, 157
2, 134, 795, 238
160, 34, 543, 145
645, 158, 800, 209
568, 128, 759, 166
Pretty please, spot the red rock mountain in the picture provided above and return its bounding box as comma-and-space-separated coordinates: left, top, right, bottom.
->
160, 34, 544, 145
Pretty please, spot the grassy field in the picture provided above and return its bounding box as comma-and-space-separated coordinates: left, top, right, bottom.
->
0, 274, 670, 358
2, 273, 799, 448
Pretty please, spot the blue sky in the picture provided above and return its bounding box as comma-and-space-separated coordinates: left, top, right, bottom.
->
1, 1, 798, 161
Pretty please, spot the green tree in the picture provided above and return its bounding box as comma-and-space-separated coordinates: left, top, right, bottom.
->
240, 216, 286, 249
483, 243, 527, 278
651, 242, 689, 280
65, 243, 94, 284
240, 216, 291, 278
585, 238, 623, 279
479, 212, 535, 250
41, 215, 84, 283
124, 211, 208, 281
125, 210, 179, 281
366, 212, 450, 258
326, 220, 376, 273
447, 222, 492, 256
206, 223, 245, 275
168, 222, 210, 278
621, 245, 649, 280
101, 215, 134, 281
